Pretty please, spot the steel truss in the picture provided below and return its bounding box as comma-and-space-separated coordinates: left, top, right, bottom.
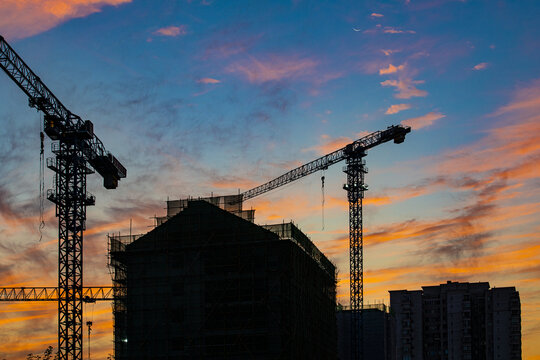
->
344, 154, 367, 360
0, 287, 114, 301
0, 35, 126, 360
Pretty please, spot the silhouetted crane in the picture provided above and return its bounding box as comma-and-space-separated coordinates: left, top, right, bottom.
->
240, 124, 411, 360
0, 35, 126, 360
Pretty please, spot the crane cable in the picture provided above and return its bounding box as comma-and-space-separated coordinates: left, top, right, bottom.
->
321, 170, 326, 230
39, 113, 45, 241
85, 301, 95, 360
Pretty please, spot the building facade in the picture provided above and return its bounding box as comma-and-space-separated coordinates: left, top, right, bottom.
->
337, 304, 391, 360
389, 281, 521, 360
109, 199, 337, 359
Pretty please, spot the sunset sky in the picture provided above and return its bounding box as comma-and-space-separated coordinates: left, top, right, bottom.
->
0, 0, 539, 358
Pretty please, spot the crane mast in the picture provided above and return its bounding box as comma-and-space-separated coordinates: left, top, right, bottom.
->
0, 35, 126, 360
241, 124, 410, 360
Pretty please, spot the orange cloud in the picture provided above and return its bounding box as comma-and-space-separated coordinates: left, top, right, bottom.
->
210, 176, 260, 191
401, 111, 445, 129
226, 55, 318, 83
370, 13, 384, 17
380, 78, 427, 98
0, 0, 132, 40
381, 49, 400, 56
154, 25, 187, 37
379, 64, 405, 75
0, 313, 49, 326
473, 62, 489, 70
304, 135, 352, 155
493, 79, 540, 115
303, 132, 370, 155
385, 103, 411, 114
436, 90, 540, 177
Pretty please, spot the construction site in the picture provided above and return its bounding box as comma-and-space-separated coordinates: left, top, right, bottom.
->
109, 196, 337, 359
1, 1, 535, 359
0, 33, 411, 360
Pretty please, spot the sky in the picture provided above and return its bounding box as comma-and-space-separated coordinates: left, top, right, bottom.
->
0, 0, 539, 358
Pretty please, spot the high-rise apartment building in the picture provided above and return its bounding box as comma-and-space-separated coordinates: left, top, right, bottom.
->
389, 281, 520, 360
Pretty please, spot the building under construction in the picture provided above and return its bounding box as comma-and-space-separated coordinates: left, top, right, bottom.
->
108, 196, 337, 359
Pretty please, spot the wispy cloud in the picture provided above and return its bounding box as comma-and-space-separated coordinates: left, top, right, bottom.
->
383, 27, 416, 34
202, 28, 262, 59
363, 25, 416, 35
304, 135, 353, 155
401, 112, 445, 129
210, 175, 259, 191
371, 13, 384, 18
379, 63, 405, 75
154, 25, 187, 37
473, 62, 489, 71
493, 78, 540, 116
197, 77, 221, 84
381, 49, 400, 56
381, 78, 428, 99
0, 0, 132, 40
227, 55, 318, 83
303, 132, 370, 155
366, 78, 540, 264
385, 103, 411, 115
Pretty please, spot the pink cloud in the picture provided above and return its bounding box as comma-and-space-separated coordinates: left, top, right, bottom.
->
385, 103, 411, 115
363, 25, 415, 35
304, 135, 353, 155
383, 27, 416, 34
303, 132, 370, 155
227, 55, 318, 83
154, 25, 187, 37
401, 112, 445, 129
379, 63, 405, 75
493, 79, 540, 116
437, 80, 540, 177
473, 62, 489, 71
0, 0, 132, 40
197, 77, 221, 84
381, 49, 400, 56
381, 78, 428, 99
371, 13, 384, 18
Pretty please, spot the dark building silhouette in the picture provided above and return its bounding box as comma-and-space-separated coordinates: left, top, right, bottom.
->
109, 197, 337, 359
337, 304, 391, 360
389, 281, 521, 360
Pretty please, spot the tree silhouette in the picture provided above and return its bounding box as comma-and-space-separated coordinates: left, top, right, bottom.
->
25, 346, 58, 360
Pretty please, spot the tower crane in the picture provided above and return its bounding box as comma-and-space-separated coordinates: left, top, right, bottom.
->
239, 124, 411, 360
0, 35, 126, 360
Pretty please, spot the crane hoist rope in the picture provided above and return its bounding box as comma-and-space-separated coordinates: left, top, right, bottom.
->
321, 170, 326, 230
39, 113, 46, 241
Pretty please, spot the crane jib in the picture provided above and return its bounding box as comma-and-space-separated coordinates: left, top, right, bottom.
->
241, 124, 411, 201
0, 36, 126, 186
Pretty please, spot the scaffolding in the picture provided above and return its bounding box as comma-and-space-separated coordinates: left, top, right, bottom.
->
156, 195, 255, 225
107, 234, 141, 359
107, 198, 337, 359
263, 222, 334, 278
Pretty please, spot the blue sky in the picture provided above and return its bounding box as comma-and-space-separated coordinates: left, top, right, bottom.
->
0, 0, 539, 358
